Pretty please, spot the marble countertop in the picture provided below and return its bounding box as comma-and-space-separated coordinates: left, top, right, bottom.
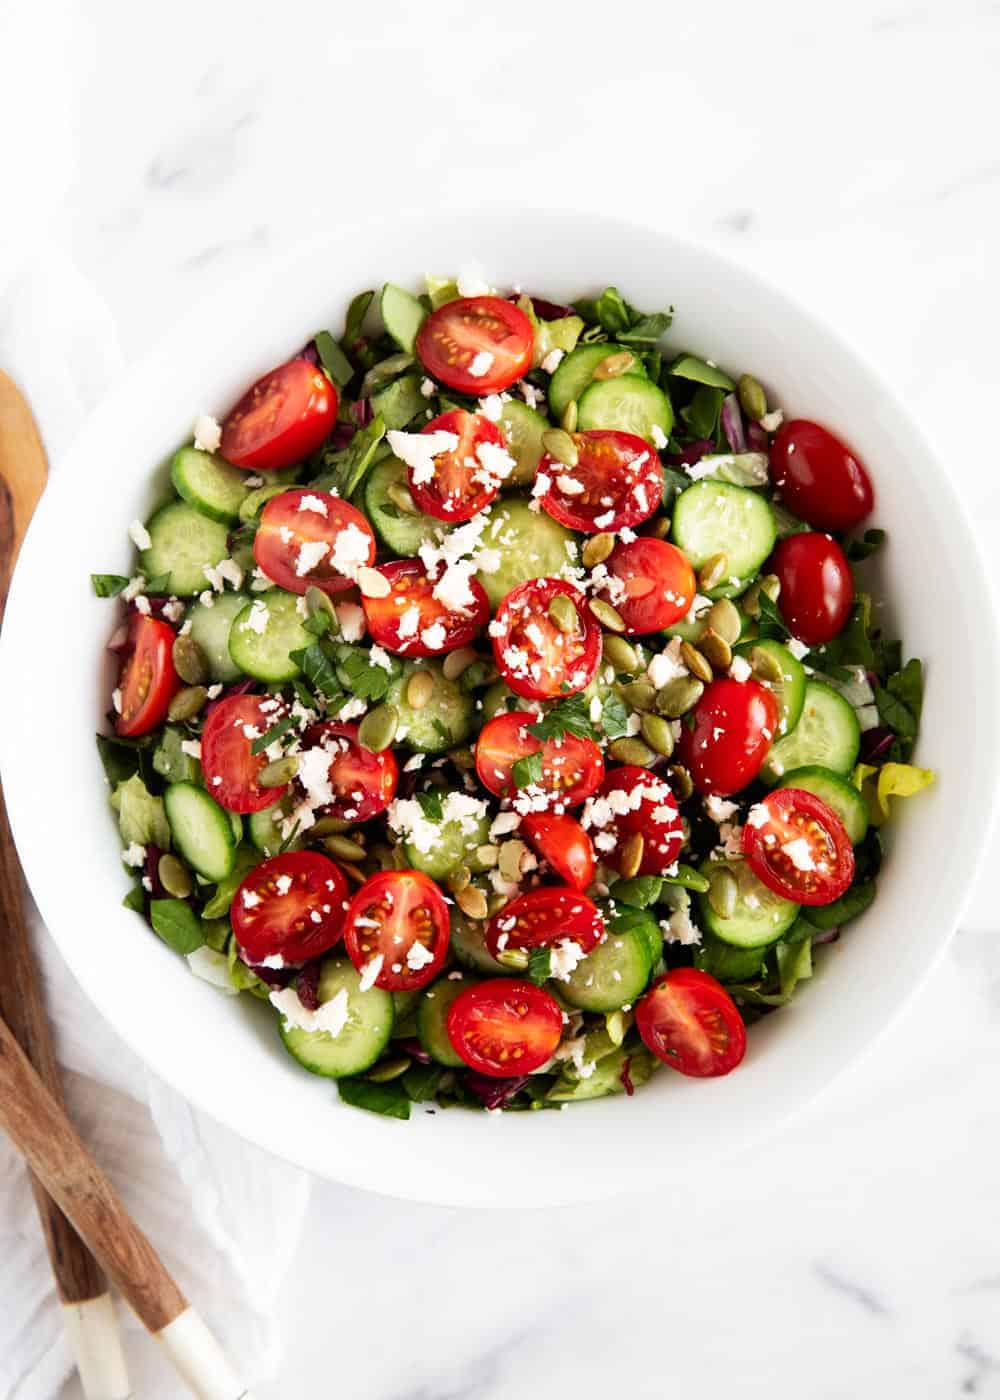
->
3, 0, 1000, 1394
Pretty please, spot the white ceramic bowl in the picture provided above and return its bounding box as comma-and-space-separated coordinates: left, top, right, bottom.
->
2, 211, 995, 1207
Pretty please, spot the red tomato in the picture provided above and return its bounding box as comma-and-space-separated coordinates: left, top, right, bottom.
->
678, 678, 779, 796
297, 722, 397, 823
415, 296, 534, 395
594, 766, 684, 876
231, 852, 349, 966
742, 788, 854, 906
342, 870, 449, 992
491, 578, 600, 700
771, 419, 874, 532
253, 489, 375, 596
405, 410, 509, 522
220, 359, 337, 471
200, 695, 292, 814
361, 558, 489, 657
485, 887, 604, 961
636, 969, 747, 1077
474, 711, 604, 808
445, 978, 563, 1077
769, 533, 854, 646
520, 813, 595, 891
114, 614, 181, 738
537, 430, 661, 533
598, 537, 696, 635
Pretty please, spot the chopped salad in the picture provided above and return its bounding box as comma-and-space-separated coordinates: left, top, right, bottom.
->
94, 274, 934, 1119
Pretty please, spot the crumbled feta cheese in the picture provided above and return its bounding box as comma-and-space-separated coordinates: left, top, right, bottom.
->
294, 540, 330, 577
647, 638, 688, 689
161, 598, 185, 623
593, 510, 615, 529
420, 376, 437, 398
269, 987, 350, 1036
186, 946, 238, 995
662, 907, 702, 946
133, 594, 151, 615
122, 842, 146, 868
787, 638, 810, 661
111, 688, 123, 714
359, 955, 384, 992
746, 803, 769, 829
397, 606, 421, 640
193, 414, 222, 453
128, 520, 151, 551
406, 942, 435, 971
181, 739, 202, 759
759, 409, 784, 433
337, 697, 368, 722
705, 795, 739, 823
421, 622, 447, 651
782, 837, 815, 871
244, 600, 269, 634
206, 684, 223, 699
540, 348, 564, 374
468, 350, 494, 378
456, 265, 492, 297
403, 754, 425, 772
730, 655, 752, 683
478, 393, 504, 422
387, 428, 459, 485
651, 424, 668, 450
336, 602, 366, 642
549, 939, 585, 981
297, 494, 329, 516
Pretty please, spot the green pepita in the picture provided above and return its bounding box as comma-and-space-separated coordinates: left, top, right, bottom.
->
738, 373, 768, 422
656, 675, 704, 718
456, 886, 489, 920
323, 834, 367, 862
358, 703, 398, 753
548, 592, 579, 635
697, 552, 729, 592
541, 428, 579, 467
742, 574, 780, 619
620, 680, 656, 712
560, 399, 579, 433
697, 628, 733, 673
602, 633, 639, 672
167, 685, 208, 723
442, 647, 477, 681
591, 599, 626, 634
258, 755, 300, 787
171, 635, 208, 686
707, 598, 742, 646
582, 532, 615, 567
158, 853, 193, 899
620, 832, 645, 879
708, 865, 738, 920
750, 645, 784, 684
499, 840, 530, 883
366, 1056, 412, 1083
311, 815, 353, 837
386, 481, 419, 515
406, 670, 435, 710
650, 516, 673, 540
669, 764, 694, 802
474, 844, 500, 868
497, 947, 530, 971
640, 712, 675, 757
608, 736, 655, 766
447, 865, 472, 894
680, 641, 714, 685
305, 585, 339, 633
593, 350, 636, 381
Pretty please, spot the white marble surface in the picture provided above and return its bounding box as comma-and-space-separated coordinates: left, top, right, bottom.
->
3, 0, 1000, 1394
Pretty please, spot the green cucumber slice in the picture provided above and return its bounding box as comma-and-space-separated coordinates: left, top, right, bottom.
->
449, 908, 504, 974
139, 500, 230, 598
477, 497, 578, 610
548, 342, 646, 420
696, 856, 800, 948
163, 781, 236, 882
186, 591, 248, 683
364, 455, 441, 555
228, 591, 312, 683
402, 792, 492, 879
734, 637, 806, 736
497, 399, 548, 487
417, 974, 478, 1066
671, 481, 777, 599
278, 959, 394, 1078
760, 681, 861, 784
576, 376, 673, 444
246, 801, 303, 855
381, 283, 427, 353
171, 447, 253, 525
776, 765, 869, 844
560, 926, 655, 1012
387, 660, 475, 753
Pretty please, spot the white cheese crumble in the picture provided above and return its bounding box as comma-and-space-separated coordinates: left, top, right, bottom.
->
244, 600, 269, 635
540, 348, 564, 374
746, 803, 769, 829
387, 428, 459, 485
193, 414, 222, 453
704, 795, 739, 823
782, 837, 815, 871
549, 939, 585, 981
651, 424, 668, 450
186, 946, 238, 995
111, 688, 123, 715
420, 377, 437, 398
456, 265, 492, 298
468, 350, 494, 378
359, 955, 384, 992
297, 494, 329, 516
269, 987, 350, 1037
406, 942, 436, 971
128, 520, 151, 551
336, 602, 366, 642
181, 739, 202, 759
661, 907, 702, 946
421, 622, 447, 651
122, 842, 146, 868
786, 637, 810, 661
647, 638, 688, 689
759, 409, 784, 433
730, 655, 752, 683
294, 540, 330, 577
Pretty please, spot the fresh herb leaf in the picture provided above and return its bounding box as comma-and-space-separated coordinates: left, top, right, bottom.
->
610, 876, 662, 908
313, 330, 354, 387
91, 573, 130, 597
511, 751, 544, 789
619, 313, 673, 347
599, 693, 630, 741
110, 773, 171, 847
776, 937, 813, 998
250, 715, 296, 755
337, 1076, 411, 1120
661, 466, 691, 509
144, 573, 172, 594
96, 734, 142, 786
680, 385, 724, 440
874, 657, 923, 750
661, 863, 711, 893
316, 414, 387, 500
401, 1063, 444, 1102
846, 528, 887, 562
574, 287, 672, 342
202, 848, 260, 918
344, 289, 375, 348
278, 821, 302, 855
527, 946, 553, 986
667, 354, 736, 391
289, 642, 342, 699
871, 636, 902, 683
292, 679, 317, 711
431, 718, 451, 745
372, 375, 427, 431
756, 592, 791, 638
335, 644, 394, 702
694, 935, 766, 984
819, 603, 873, 671
122, 884, 146, 914
416, 790, 444, 822
150, 899, 204, 955
528, 696, 595, 743
303, 609, 332, 639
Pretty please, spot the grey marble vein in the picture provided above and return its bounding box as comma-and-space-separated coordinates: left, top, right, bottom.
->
811, 1261, 892, 1316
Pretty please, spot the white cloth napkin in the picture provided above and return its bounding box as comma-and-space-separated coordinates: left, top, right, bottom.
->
0, 246, 310, 1400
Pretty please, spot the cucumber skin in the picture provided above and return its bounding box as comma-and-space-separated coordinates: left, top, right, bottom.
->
548, 342, 647, 420
576, 376, 673, 443
734, 638, 806, 736
364, 456, 441, 555
671, 482, 777, 599
696, 856, 800, 949
163, 781, 236, 882
186, 592, 247, 683
560, 927, 655, 1012
171, 447, 250, 525
279, 959, 395, 1079
417, 975, 478, 1067
776, 765, 869, 844
760, 681, 861, 785
498, 399, 548, 487
477, 496, 579, 611
381, 283, 427, 354
139, 500, 231, 598
227, 591, 313, 684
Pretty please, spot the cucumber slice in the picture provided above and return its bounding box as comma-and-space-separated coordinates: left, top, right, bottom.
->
163, 781, 236, 882
171, 447, 252, 525
364, 456, 441, 555
560, 927, 655, 1012
381, 283, 427, 354
577, 377, 673, 444
497, 399, 548, 487
449, 908, 504, 974
760, 681, 861, 784
152, 726, 200, 785
228, 591, 313, 683
733, 637, 806, 735
417, 974, 478, 1066
776, 765, 869, 844
403, 793, 492, 879
279, 958, 394, 1078
548, 342, 646, 420
548, 1044, 656, 1101
696, 856, 800, 948
247, 801, 303, 855
186, 591, 248, 683
388, 661, 475, 753
671, 481, 777, 599
371, 374, 427, 431
139, 500, 230, 598
478, 497, 578, 610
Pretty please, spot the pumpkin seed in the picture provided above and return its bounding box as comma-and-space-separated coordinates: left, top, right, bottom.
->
258, 754, 300, 787
656, 675, 704, 718
456, 886, 489, 920
708, 865, 738, 920
742, 574, 780, 619
406, 670, 435, 710
548, 592, 579, 635
499, 839, 530, 883
323, 834, 367, 862
171, 635, 208, 686
669, 763, 694, 801
680, 641, 713, 684
593, 350, 636, 381
738, 373, 767, 422
640, 713, 675, 757
697, 628, 733, 672
697, 552, 729, 592
650, 516, 673, 540
357, 566, 390, 599
158, 853, 192, 899
340, 860, 367, 884
443, 646, 477, 681
367, 1056, 412, 1083
608, 737, 655, 766
305, 585, 339, 632
620, 680, 656, 712
602, 633, 638, 672
487, 892, 509, 917
497, 947, 530, 971
707, 598, 741, 646
357, 703, 398, 753
386, 481, 419, 514
447, 746, 476, 771
620, 832, 645, 879
541, 428, 579, 467
447, 865, 472, 894
167, 685, 208, 722
750, 645, 784, 684
591, 599, 626, 634
582, 532, 615, 567
560, 399, 579, 433
311, 815, 353, 837
474, 844, 500, 868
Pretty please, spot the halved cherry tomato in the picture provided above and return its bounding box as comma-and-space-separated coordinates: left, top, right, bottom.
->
520, 813, 595, 891
677, 678, 779, 796
771, 419, 874, 532
594, 766, 684, 876
342, 870, 449, 992
446, 978, 563, 1077
405, 410, 510, 522
597, 537, 696, 635
474, 711, 604, 808
485, 886, 604, 961
742, 788, 854, 906
769, 533, 854, 646
200, 694, 292, 814
231, 851, 349, 966
492, 577, 600, 700
220, 359, 337, 471
636, 968, 747, 1077
536, 430, 662, 533
415, 296, 534, 395
114, 614, 181, 738
361, 558, 489, 657
253, 489, 375, 596
296, 722, 397, 823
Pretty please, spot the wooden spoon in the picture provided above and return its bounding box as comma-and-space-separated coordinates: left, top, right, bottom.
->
0, 372, 252, 1399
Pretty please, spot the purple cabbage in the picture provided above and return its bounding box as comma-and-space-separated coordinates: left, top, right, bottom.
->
463, 1072, 531, 1111
619, 1055, 635, 1097
350, 398, 374, 428
296, 960, 322, 1010
667, 438, 714, 469
508, 292, 577, 320
397, 1037, 433, 1065
860, 727, 894, 762
297, 341, 322, 367
329, 421, 358, 451
746, 421, 769, 453
143, 846, 168, 900
812, 928, 841, 947
720, 393, 746, 453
